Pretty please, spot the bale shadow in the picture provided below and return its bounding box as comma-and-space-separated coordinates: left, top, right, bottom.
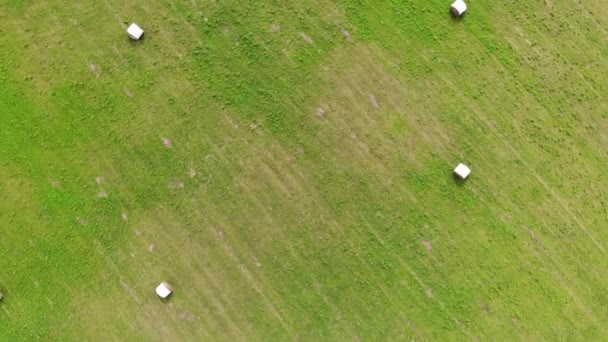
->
449, 10, 466, 22
452, 172, 468, 186
127, 34, 145, 44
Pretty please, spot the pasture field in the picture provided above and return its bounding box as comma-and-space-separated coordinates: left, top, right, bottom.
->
2, 0, 608, 340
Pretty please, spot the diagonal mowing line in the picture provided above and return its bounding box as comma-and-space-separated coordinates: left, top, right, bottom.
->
147, 214, 250, 339
93, 240, 142, 305
450, 131, 606, 279
172, 250, 244, 337
307, 46, 477, 337
352, 32, 603, 325
576, 1, 608, 41
206, 134, 418, 336
9, 10, 145, 334
178, 168, 294, 336
249, 149, 466, 337
37, 8, 152, 321
208, 224, 294, 336
438, 72, 607, 257
361, 221, 477, 339
522, 229, 608, 334
189, 206, 285, 337
47, 6, 205, 331
428, 100, 608, 331
279, 236, 416, 337
436, 73, 608, 331
255, 154, 414, 333
62, 6, 263, 336
103, 0, 124, 26
94, 238, 221, 340
280, 249, 360, 337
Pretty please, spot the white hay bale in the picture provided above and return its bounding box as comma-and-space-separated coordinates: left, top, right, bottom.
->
454, 163, 471, 180
155, 282, 173, 298
450, 0, 467, 17
127, 23, 144, 40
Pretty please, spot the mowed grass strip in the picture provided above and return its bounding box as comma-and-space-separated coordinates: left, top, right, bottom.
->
2, 0, 608, 340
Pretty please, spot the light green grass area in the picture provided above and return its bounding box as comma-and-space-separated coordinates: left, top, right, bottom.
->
2, 0, 608, 340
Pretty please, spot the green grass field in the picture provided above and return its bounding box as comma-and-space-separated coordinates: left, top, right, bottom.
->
3, 0, 608, 340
